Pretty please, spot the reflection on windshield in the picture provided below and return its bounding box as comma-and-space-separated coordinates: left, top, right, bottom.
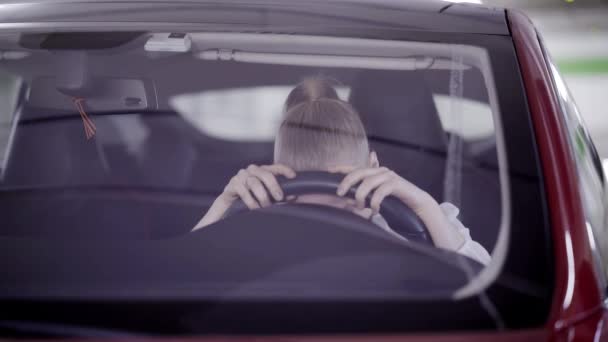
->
170, 86, 350, 141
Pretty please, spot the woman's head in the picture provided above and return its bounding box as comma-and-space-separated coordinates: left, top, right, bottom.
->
274, 77, 375, 171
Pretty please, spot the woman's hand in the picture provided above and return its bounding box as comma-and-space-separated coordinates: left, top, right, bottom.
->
217, 164, 296, 209
335, 166, 433, 216
333, 166, 465, 250
193, 164, 295, 230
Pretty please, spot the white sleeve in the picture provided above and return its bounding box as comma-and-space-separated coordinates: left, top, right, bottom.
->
439, 202, 491, 266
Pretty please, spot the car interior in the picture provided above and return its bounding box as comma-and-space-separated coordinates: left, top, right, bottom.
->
0, 32, 502, 250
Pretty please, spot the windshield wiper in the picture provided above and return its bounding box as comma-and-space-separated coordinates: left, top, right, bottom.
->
0, 320, 143, 338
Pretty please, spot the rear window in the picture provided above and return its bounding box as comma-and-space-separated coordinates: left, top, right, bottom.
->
0, 30, 551, 334
171, 85, 350, 141
172, 88, 495, 142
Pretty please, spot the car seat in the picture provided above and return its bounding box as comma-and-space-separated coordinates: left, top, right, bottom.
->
349, 70, 447, 201
349, 70, 500, 251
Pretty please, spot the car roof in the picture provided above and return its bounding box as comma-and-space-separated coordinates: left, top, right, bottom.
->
0, 0, 509, 36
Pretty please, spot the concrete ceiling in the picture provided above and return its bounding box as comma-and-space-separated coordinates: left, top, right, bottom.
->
483, 0, 608, 32
485, 0, 608, 8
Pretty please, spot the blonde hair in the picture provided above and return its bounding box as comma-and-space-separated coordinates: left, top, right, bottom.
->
274, 77, 369, 171
284, 76, 341, 111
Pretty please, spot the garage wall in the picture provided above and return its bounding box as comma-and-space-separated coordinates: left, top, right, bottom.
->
525, 8, 608, 158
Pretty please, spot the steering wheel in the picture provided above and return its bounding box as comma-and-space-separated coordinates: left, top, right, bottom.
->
228, 171, 433, 246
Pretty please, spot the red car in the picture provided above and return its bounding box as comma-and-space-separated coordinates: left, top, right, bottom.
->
0, 0, 606, 341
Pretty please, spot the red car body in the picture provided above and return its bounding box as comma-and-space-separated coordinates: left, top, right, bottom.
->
1, 2, 606, 341
508, 9, 607, 342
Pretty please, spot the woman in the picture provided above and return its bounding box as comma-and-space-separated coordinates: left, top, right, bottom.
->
194, 77, 491, 265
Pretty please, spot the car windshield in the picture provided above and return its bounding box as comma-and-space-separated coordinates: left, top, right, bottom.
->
0, 27, 552, 334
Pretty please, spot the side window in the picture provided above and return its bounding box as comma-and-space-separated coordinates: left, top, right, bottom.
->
0, 71, 22, 174
543, 40, 608, 285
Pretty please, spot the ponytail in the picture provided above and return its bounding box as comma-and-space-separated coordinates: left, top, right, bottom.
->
284, 76, 341, 111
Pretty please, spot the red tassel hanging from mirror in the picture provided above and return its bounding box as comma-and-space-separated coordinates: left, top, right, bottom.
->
72, 97, 96, 139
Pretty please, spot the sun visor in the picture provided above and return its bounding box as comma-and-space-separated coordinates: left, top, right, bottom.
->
19, 32, 144, 50
25, 76, 158, 119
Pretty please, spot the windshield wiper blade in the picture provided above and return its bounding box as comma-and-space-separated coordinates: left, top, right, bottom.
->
0, 320, 143, 338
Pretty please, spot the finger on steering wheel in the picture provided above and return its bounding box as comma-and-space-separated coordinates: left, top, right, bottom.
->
370, 182, 395, 214
261, 164, 296, 179
245, 174, 272, 207
354, 170, 392, 209
337, 167, 388, 196
248, 165, 285, 201
233, 173, 260, 210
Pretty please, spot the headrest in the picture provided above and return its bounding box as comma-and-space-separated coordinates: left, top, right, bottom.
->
349, 71, 447, 151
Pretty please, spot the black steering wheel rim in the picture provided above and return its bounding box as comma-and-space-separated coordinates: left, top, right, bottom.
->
226, 171, 433, 246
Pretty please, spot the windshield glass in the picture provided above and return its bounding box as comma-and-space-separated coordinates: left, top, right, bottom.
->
0, 28, 551, 334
